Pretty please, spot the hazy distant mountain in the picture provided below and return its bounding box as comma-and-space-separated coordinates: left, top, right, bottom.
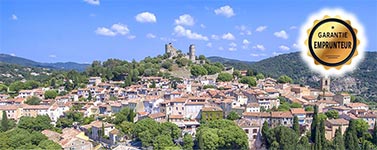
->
209, 52, 377, 101
0, 54, 89, 71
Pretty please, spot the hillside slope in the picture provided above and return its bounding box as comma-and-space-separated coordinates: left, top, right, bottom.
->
0, 54, 89, 71
209, 52, 377, 101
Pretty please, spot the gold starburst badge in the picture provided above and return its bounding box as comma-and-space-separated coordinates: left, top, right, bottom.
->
305, 15, 359, 70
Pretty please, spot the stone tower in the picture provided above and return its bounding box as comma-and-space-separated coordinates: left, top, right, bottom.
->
165, 43, 177, 58
189, 44, 196, 62
321, 77, 330, 92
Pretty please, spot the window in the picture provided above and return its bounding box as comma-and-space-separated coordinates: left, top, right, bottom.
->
176, 107, 178, 110
245, 129, 249, 133
253, 135, 257, 139
182, 107, 184, 110
253, 129, 257, 133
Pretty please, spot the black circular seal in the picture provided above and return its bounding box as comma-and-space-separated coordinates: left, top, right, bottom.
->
308, 18, 357, 67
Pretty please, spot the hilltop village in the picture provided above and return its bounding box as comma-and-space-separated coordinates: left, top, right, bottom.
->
0, 44, 376, 150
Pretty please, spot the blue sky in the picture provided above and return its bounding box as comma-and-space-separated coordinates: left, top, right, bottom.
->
1, 0, 376, 63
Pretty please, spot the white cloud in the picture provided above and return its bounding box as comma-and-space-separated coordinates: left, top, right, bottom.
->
11, 14, 18, 20
228, 47, 237, 51
135, 12, 157, 23
236, 25, 251, 35
173, 25, 208, 41
274, 30, 288, 39
206, 43, 212, 48
10, 53, 16, 56
222, 32, 235, 40
242, 39, 250, 45
95, 27, 116, 36
200, 24, 206, 28
146, 33, 156, 39
228, 42, 237, 51
242, 39, 250, 49
111, 23, 129, 35
292, 43, 300, 49
214, 5, 235, 18
279, 45, 290, 51
256, 26, 267, 32
252, 44, 265, 50
250, 53, 259, 57
48, 54, 57, 58
211, 35, 220, 40
95, 23, 131, 37
175, 14, 195, 26
273, 52, 282, 56
229, 42, 237, 47
127, 35, 136, 40
290, 26, 297, 30
160, 37, 177, 42
84, 0, 100, 5
218, 46, 224, 50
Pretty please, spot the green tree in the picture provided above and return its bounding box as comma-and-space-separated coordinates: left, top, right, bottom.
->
305, 106, 314, 111
118, 121, 134, 139
290, 102, 302, 108
278, 75, 293, 83
311, 105, 319, 142
25, 96, 42, 105
226, 111, 240, 121
198, 128, 219, 150
159, 122, 181, 140
1, 111, 9, 132
293, 116, 300, 135
232, 70, 242, 79
372, 120, 377, 145
18, 115, 53, 131
354, 119, 369, 139
325, 110, 339, 119
344, 119, 360, 150
190, 65, 208, 77
149, 81, 156, 88
198, 55, 206, 60
333, 127, 345, 150
87, 92, 92, 101
38, 140, 62, 150
262, 121, 269, 147
44, 90, 58, 99
0, 84, 7, 93
183, 133, 194, 150
239, 76, 256, 86
246, 69, 254, 76
153, 135, 174, 150
297, 136, 310, 150
217, 73, 233, 82
113, 107, 135, 125
256, 73, 265, 80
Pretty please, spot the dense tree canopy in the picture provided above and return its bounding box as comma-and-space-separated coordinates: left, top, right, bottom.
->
24, 96, 42, 105
197, 119, 248, 150
217, 73, 233, 82
239, 76, 256, 86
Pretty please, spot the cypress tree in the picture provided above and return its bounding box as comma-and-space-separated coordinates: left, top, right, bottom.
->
319, 120, 327, 148
293, 116, 300, 135
372, 120, 377, 145
262, 120, 269, 147
333, 127, 345, 150
1, 111, 9, 132
344, 120, 359, 150
311, 105, 319, 142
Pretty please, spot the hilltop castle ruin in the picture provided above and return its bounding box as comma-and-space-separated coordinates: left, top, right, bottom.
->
165, 43, 203, 64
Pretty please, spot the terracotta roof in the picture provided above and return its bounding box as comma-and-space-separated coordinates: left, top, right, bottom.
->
137, 111, 149, 116
247, 103, 259, 108
346, 103, 368, 108
149, 112, 165, 119
271, 111, 293, 118
171, 98, 187, 103
326, 118, 349, 126
202, 106, 222, 111
290, 108, 306, 114
242, 112, 270, 117
0, 105, 19, 110
169, 115, 184, 119
236, 118, 260, 127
